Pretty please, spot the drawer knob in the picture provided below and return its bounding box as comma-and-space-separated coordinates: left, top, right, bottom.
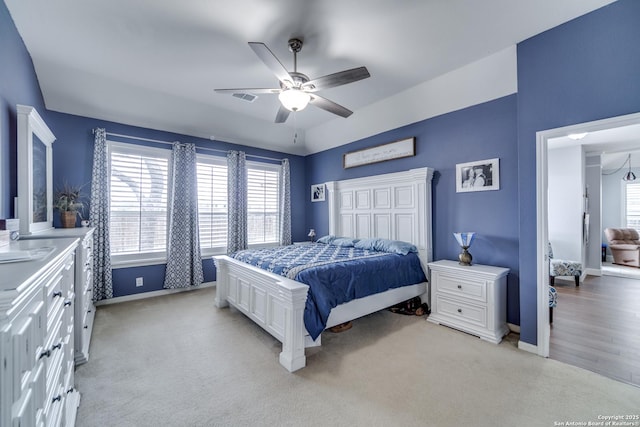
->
64, 300, 72, 307
52, 395, 62, 403
66, 388, 75, 394
457, 308, 462, 313
52, 342, 62, 351
84, 325, 88, 329
53, 291, 63, 298
457, 285, 462, 289
39, 349, 51, 359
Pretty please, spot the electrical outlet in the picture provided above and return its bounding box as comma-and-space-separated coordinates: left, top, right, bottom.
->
135, 277, 143, 287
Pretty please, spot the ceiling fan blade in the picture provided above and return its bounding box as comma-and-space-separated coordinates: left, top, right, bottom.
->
248, 42, 293, 86
214, 88, 280, 95
309, 94, 353, 118
302, 67, 370, 92
275, 105, 290, 123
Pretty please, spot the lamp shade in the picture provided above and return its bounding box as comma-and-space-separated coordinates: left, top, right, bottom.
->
279, 89, 310, 112
453, 232, 475, 248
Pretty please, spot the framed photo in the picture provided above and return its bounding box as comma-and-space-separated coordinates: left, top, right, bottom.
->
311, 184, 325, 202
456, 158, 500, 193
343, 137, 415, 169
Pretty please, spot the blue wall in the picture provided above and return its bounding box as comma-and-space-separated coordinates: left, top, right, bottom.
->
516, 0, 640, 345
305, 95, 521, 324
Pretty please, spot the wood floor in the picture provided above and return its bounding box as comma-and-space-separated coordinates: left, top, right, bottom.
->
549, 272, 640, 388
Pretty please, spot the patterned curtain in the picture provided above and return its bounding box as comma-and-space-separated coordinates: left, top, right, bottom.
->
89, 128, 113, 301
279, 158, 292, 245
164, 142, 203, 289
227, 150, 247, 253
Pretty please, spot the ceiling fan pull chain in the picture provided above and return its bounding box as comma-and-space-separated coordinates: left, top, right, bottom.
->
293, 112, 298, 144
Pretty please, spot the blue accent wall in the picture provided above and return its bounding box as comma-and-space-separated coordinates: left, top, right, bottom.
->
517, 0, 640, 345
305, 95, 521, 325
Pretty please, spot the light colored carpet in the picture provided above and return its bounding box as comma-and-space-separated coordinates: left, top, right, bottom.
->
75, 287, 640, 427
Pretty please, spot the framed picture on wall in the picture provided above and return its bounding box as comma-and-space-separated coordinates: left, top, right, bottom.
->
456, 158, 500, 193
311, 184, 325, 202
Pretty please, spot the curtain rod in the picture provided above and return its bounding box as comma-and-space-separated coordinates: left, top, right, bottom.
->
94, 130, 286, 162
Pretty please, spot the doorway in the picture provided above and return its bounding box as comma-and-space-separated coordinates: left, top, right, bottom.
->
535, 111, 640, 364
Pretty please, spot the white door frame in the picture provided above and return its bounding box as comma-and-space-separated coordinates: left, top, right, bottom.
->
535, 111, 640, 357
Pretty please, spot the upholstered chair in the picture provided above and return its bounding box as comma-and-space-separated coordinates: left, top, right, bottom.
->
549, 285, 557, 324
604, 228, 640, 268
548, 243, 582, 286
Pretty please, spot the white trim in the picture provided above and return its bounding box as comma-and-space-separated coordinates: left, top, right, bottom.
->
536, 110, 640, 359
518, 340, 538, 354
95, 281, 215, 306
536, 129, 551, 357
508, 323, 521, 334
585, 267, 602, 276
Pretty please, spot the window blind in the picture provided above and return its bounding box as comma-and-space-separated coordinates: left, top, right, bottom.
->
109, 144, 169, 255
247, 164, 279, 244
626, 182, 640, 230
196, 157, 228, 250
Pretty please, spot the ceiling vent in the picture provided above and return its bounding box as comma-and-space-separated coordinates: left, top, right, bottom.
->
232, 93, 257, 103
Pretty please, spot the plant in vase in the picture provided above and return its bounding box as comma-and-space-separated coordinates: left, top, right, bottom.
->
55, 183, 86, 228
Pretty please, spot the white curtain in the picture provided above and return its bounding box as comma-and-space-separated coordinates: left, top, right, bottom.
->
227, 150, 247, 253
89, 128, 113, 301
164, 142, 203, 289
279, 158, 291, 245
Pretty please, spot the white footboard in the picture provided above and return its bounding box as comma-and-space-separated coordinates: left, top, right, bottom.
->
214, 255, 309, 372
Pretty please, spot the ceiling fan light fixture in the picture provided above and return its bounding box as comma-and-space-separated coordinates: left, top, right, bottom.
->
279, 89, 310, 112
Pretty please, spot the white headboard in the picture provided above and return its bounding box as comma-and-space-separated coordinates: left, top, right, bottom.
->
325, 167, 435, 264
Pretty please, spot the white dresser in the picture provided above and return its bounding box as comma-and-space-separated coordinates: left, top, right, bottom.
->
22, 228, 96, 365
427, 260, 510, 344
0, 238, 80, 427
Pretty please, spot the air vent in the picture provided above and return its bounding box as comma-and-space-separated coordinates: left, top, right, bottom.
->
232, 93, 257, 103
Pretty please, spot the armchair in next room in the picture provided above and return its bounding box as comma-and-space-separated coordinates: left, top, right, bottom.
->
604, 228, 640, 268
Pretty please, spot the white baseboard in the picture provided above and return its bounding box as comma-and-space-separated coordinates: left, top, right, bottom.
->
585, 267, 601, 276
518, 340, 538, 354
95, 281, 216, 306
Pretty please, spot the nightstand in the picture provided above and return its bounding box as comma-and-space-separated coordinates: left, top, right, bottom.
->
427, 260, 509, 343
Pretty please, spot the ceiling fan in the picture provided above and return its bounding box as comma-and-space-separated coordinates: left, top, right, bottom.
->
214, 38, 370, 123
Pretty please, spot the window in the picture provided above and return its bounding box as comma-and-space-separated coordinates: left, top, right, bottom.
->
196, 155, 228, 253
108, 142, 170, 264
107, 145, 281, 263
247, 162, 280, 244
195, 156, 280, 252
626, 182, 640, 230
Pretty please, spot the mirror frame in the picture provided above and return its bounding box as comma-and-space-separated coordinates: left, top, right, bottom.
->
17, 104, 55, 235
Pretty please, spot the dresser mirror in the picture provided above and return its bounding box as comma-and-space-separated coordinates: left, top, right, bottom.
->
17, 104, 55, 235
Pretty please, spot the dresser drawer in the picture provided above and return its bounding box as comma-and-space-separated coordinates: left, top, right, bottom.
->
435, 272, 486, 303
435, 295, 487, 328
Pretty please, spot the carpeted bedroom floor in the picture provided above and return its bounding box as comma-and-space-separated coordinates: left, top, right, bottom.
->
74, 287, 640, 427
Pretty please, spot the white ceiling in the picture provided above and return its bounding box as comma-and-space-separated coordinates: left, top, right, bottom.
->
549, 124, 640, 170
5, 0, 616, 155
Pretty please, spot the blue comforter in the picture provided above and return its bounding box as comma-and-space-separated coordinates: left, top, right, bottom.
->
231, 243, 426, 340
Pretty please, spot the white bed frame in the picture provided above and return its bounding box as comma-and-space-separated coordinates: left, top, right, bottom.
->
214, 167, 434, 372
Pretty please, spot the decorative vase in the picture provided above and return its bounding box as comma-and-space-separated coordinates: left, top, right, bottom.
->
60, 211, 77, 228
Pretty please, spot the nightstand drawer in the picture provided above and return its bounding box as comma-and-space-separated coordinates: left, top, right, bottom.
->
435, 273, 486, 303
436, 295, 487, 328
